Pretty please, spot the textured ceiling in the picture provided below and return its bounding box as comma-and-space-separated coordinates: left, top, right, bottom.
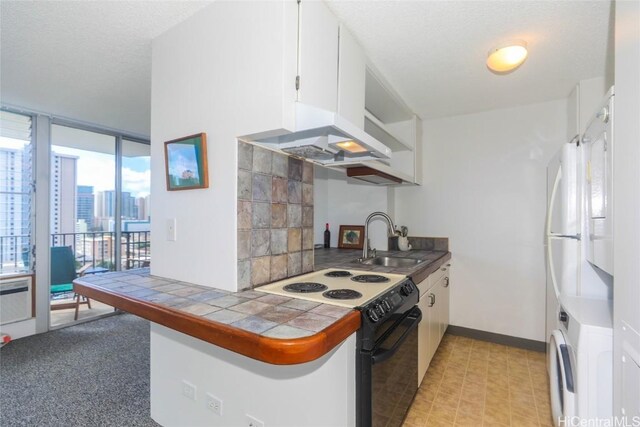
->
326, 0, 613, 120
1, 1, 612, 136
0, 1, 210, 137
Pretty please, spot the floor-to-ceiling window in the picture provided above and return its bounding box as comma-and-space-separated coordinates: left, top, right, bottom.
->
48, 123, 150, 327
0, 111, 33, 276
122, 139, 151, 269
0, 107, 150, 332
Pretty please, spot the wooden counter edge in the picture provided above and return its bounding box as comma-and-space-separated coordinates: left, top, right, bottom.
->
73, 280, 361, 365
409, 252, 452, 285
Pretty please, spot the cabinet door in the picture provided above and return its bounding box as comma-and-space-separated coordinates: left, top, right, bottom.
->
417, 291, 430, 387
337, 25, 365, 127
427, 289, 440, 362
297, 0, 339, 112
439, 273, 450, 340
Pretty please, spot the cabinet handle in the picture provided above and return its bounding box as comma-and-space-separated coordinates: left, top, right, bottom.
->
441, 267, 447, 271
428, 293, 435, 307
446, 263, 451, 267
443, 277, 449, 287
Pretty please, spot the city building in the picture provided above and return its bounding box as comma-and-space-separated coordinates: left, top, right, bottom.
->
0, 145, 31, 268
95, 190, 138, 226
135, 195, 150, 221
51, 152, 77, 236
77, 185, 94, 229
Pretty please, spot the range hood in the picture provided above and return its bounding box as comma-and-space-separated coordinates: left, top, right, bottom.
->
239, 103, 392, 165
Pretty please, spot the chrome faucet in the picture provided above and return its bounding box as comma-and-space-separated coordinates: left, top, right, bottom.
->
361, 212, 400, 260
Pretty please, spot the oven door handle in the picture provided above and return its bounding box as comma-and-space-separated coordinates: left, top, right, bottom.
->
371, 307, 422, 365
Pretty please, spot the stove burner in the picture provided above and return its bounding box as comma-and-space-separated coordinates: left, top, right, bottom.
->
324, 270, 353, 278
351, 274, 390, 283
323, 289, 363, 300
283, 282, 328, 293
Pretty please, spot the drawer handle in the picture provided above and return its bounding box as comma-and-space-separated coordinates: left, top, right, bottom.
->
446, 263, 451, 267
443, 277, 449, 287
441, 267, 447, 271
428, 293, 435, 307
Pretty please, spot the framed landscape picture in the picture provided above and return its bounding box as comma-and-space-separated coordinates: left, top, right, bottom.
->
164, 133, 209, 191
338, 225, 365, 249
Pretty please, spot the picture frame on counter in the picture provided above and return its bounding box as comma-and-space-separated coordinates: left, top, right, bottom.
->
338, 225, 365, 249
164, 133, 209, 191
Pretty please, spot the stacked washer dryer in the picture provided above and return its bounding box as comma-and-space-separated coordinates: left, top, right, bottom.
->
545, 88, 614, 426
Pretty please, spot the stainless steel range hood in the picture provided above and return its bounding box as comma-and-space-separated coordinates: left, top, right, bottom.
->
239, 103, 392, 164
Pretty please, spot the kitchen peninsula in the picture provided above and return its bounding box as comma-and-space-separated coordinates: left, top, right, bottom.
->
74, 247, 450, 426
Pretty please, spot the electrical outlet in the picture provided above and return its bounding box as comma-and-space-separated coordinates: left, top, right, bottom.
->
181, 380, 196, 401
246, 414, 264, 427
206, 393, 222, 416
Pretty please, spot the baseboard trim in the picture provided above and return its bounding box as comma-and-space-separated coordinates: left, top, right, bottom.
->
446, 325, 546, 352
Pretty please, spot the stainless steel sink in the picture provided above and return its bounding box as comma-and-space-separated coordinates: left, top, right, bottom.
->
358, 256, 424, 268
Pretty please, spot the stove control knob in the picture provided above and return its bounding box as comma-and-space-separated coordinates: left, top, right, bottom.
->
401, 283, 413, 296
375, 304, 385, 317
382, 300, 392, 311
367, 309, 379, 323
559, 311, 568, 322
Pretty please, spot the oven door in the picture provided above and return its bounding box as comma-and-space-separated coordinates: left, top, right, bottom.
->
362, 306, 421, 427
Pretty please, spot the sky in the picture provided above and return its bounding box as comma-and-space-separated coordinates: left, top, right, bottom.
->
0, 136, 150, 198
53, 145, 150, 198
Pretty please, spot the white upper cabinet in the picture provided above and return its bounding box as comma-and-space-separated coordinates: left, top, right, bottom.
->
238, 1, 420, 184
297, 0, 339, 112
337, 25, 366, 128
359, 66, 422, 184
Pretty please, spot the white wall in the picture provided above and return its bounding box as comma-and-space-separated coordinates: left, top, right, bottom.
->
150, 2, 294, 290
613, 0, 640, 414
150, 324, 356, 427
395, 99, 568, 341
314, 167, 390, 250
314, 165, 329, 244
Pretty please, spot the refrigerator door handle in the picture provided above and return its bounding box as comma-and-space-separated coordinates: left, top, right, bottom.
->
549, 234, 581, 240
545, 159, 560, 236
547, 241, 561, 298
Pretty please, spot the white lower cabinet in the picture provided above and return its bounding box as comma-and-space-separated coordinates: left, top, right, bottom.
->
417, 263, 451, 386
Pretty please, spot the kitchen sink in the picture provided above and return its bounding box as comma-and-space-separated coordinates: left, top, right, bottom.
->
358, 256, 424, 268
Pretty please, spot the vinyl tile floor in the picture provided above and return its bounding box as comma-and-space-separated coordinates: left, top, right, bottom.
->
403, 334, 552, 427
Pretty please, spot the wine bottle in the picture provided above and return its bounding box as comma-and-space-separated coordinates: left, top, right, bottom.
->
324, 223, 331, 248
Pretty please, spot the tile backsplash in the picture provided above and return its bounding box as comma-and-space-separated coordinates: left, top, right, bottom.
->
237, 141, 314, 289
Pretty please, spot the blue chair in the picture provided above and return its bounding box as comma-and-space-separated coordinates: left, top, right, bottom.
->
50, 246, 91, 320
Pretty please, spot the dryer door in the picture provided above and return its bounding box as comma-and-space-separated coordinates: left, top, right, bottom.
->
549, 330, 576, 426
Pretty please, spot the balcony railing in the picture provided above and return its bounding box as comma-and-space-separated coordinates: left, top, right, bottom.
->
51, 231, 151, 271
0, 231, 151, 275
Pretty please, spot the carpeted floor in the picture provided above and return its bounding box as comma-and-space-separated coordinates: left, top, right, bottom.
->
0, 313, 159, 427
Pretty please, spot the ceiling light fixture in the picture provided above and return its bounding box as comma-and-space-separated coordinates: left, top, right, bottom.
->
486, 40, 528, 73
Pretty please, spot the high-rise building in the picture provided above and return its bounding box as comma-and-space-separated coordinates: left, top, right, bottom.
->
0, 146, 31, 265
96, 190, 137, 220
122, 192, 137, 219
51, 152, 78, 235
135, 195, 150, 220
77, 185, 94, 229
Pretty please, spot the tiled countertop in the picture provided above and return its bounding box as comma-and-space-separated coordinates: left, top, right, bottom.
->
75, 269, 352, 340
74, 248, 450, 364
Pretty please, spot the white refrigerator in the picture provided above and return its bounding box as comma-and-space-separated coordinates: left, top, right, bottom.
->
545, 116, 613, 345
545, 140, 581, 343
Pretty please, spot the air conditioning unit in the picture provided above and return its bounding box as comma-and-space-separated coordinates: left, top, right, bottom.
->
0, 277, 32, 325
